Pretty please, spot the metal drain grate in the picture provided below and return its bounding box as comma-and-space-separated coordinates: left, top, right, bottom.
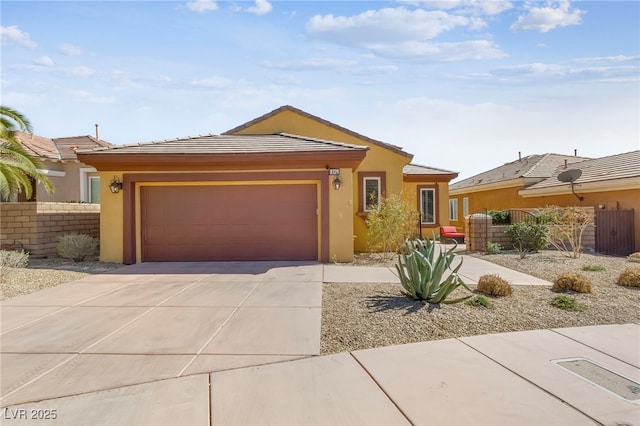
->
554, 358, 640, 403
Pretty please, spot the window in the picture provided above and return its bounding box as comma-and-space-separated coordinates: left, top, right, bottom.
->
364, 177, 380, 211
449, 198, 458, 221
358, 172, 386, 213
89, 176, 101, 204
463, 197, 469, 217
420, 187, 436, 224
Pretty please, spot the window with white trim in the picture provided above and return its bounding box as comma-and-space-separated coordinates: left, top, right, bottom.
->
463, 197, 469, 217
449, 198, 458, 221
363, 177, 380, 212
89, 176, 101, 204
420, 188, 436, 224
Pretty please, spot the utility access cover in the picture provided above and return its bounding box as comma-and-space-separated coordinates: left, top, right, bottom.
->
554, 358, 640, 403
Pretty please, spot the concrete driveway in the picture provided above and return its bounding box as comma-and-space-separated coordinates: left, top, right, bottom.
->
1, 261, 322, 408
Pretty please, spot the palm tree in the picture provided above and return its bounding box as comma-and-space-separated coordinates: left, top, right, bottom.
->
0, 106, 54, 201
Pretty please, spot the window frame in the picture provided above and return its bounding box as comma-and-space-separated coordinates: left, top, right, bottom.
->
89, 176, 101, 204
449, 198, 459, 221
417, 185, 438, 225
358, 172, 386, 213
463, 197, 469, 217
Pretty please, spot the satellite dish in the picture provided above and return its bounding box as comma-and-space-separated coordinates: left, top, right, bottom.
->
558, 168, 582, 183
557, 168, 584, 201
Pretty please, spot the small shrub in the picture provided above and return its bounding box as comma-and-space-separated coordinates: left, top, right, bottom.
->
367, 195, 420, 259
465, 295, 491, 308
57, 233, 99, 262
581, 265, 605, 272
551, 272, 593, 294
617, 268, 640, 287
486, 241, 502, 254
505, 222, 549, 259
477, 274, 513, 297
0, 249, 29, 268
488, 210, 510, 225
551, 295, 586, 312
627, 252, 640, 263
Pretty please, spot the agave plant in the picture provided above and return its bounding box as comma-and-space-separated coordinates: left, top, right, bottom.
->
396, 237, 472, 304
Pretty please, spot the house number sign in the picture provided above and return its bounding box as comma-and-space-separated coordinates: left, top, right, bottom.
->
328, 168, 340, 175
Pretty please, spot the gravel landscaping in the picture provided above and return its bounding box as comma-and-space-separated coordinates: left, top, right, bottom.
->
0, 258, 121, 300
321, 250, 640, 355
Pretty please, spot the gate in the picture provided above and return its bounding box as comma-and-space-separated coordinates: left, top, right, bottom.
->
595, 210, 635, 256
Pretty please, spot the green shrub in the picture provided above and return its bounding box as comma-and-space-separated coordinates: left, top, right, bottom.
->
465, 295, 491, 308
57, 233, 99, 262
367, 195, 420, 259
551, 272, 593, 294
551, 295, 586, 312
505, 222, 549, 259
0, 249, 29, 268
617, 268, 640, 287
488, 210, 510, 225
486, 241, 502, 254
477, 274, 512, 297
396, 237, 472, 304
581, 265, 605, 272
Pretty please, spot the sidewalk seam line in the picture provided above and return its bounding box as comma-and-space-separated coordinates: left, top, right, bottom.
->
348, 352, 415, 426
456, 336, 605, 425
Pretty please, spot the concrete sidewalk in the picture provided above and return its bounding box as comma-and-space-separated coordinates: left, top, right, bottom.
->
2, 324, 638, 425
323, 254, 551, 285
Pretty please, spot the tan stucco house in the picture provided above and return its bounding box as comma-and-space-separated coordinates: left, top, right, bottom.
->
78, 105, 458, 264
449, 150, 639, 255
11, 131, 112, 203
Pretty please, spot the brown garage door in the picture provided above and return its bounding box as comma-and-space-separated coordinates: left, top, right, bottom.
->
141, 184, 318, 261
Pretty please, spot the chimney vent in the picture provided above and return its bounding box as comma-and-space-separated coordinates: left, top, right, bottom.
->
564, 159, 568, 168
95, 124, 100, 141
518, 151, 522, 161
574, 149, 577, 157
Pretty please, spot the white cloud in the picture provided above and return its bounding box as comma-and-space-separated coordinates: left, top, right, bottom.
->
367, 39, 505, 62
66, 89, 115, 104
511, 0, 585, 33
573, 55, 639, 64
0, 25, 37, 49
245, 0, 272, 16
191, 76, 234, 88
186, 0, 218, 13
33, 56, 54, 67
307, 8, 478, 43
400, 0, 513, 16
59, 43, 83, 56
489, 60, 640, 83
262, 58, 357, 71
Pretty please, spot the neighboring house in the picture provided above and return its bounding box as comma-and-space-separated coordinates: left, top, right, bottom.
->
450, 150, 640, 255
11, 131, 112, 203
77, 105, 458, 264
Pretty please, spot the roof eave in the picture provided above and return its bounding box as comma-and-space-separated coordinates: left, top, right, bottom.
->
403, 173, 459, 182
519, 177, 640, 197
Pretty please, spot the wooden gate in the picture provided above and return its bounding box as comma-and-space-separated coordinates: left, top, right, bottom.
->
595, 210, 635, 256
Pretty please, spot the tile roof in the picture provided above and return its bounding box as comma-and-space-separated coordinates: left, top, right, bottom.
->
450, 153, 591, 190
403, 163, 458, 176
523, 150, 640, 191
13, 131, 112, 161
78, 133, 369, 155
223, 105, 412, 159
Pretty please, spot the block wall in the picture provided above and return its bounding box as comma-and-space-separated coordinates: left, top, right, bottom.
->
0, 202, 100, 257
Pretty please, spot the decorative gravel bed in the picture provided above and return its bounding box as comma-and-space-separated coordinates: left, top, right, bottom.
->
0, 258, 122, 300
321, 250, 640, 355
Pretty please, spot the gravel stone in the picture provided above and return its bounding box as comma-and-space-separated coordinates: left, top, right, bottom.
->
321, 250, 640, 355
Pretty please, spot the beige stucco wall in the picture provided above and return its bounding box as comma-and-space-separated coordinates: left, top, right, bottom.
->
34, 160, 99, 202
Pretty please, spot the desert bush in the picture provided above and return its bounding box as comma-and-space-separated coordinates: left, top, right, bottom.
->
617, 268, 640, 287
477, 274, 513, 297
465, 295, 491, 308
488, 210, 510, 225
367, 195, 419, 259
396, 237, 472, 304
486, 241, 502, 254
627, 252, 640, 263
536, 206, 594, 259
551, 272, 593, 294
505, 222, 549, 259
57, 233, 99, 261
550, 295, 586, 312
0, 249, 29, 268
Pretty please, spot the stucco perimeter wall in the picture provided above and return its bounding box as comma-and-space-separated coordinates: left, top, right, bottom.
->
0, 202, 100, 257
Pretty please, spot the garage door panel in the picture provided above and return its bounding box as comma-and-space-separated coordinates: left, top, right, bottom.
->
141, 184, 318, 262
